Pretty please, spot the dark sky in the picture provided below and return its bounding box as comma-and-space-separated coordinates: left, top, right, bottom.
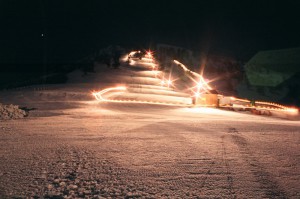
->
1, 0, 300, 66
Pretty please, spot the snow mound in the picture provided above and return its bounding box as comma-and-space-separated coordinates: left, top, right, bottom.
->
0, 103, 27, 120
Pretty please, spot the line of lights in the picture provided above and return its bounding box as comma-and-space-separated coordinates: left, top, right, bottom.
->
94, 52, 299, 117
255, 101, 298, 113
92, 86, 127, 101
173, 60, 212, 96
227, 97, 298, 114
92, 86, 191, 107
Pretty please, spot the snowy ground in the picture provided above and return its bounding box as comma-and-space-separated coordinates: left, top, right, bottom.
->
0, 63, 299, 198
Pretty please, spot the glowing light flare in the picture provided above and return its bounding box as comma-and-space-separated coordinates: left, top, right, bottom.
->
286, 108, 299, 114
167, 79, 172, 87
194, 92, 200, 98
146, 50, 153, 58
198, 76, 212, 90
191, 89, 206, 98
159, 75, 176, 88
197, 82, 203, 89
174, 60, 213, 92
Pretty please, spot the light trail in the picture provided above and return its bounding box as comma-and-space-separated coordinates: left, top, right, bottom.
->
173, 60, 212, 91
94, 53, 298, 117
254, 101, 299, 114
92, 86, 127, 101
92, 86, 191, 107
222, 97, 299, 115
159, 76, 175, 88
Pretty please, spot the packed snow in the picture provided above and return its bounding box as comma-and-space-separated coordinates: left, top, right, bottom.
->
0, 57, 299, 198
0, 103, 27, 120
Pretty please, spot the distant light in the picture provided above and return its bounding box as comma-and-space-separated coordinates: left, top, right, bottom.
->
286, 108, 298, 114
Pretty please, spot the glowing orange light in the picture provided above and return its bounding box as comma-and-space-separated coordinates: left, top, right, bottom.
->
174, 60, 212, 93
95, 56, 299, 115
144, 50, 154, 60
92, 86, 127, 101
286, 108, 299, 114
147, 51, 152, 58
92, 86, 190, 106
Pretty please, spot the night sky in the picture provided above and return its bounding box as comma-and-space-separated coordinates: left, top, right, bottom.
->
1, 0, 300, 69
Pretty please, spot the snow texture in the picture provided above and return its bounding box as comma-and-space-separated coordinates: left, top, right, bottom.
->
0, 103, 26, 120
0, 58, 299, 198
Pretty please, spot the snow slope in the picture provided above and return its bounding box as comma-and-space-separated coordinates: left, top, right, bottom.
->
0, 58, 299, 198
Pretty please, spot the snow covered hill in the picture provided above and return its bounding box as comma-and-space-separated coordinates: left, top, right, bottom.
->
0, 53, 193, 119
0, 52, 300, 199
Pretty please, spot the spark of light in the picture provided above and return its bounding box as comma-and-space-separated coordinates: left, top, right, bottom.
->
167, 79, 172, 87
146, 50, 153, 59
173, 60, 212, 92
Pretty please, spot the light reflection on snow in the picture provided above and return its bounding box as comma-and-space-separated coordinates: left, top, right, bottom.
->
184, 107, 225, 114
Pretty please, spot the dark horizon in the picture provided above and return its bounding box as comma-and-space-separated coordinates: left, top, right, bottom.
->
1, 0, 300, 68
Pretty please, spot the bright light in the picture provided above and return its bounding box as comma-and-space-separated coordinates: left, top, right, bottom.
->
144, 50, 154, 60
92, 86, 190, 106
92, 86, 127, 101
197, 82, 203, 89
94, 55, 299, 116
286, 108, 299, 114
146, 51, 153, 58
174, 60, 213, 93
159, 74, 175, 88
174, 60, 189, 72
